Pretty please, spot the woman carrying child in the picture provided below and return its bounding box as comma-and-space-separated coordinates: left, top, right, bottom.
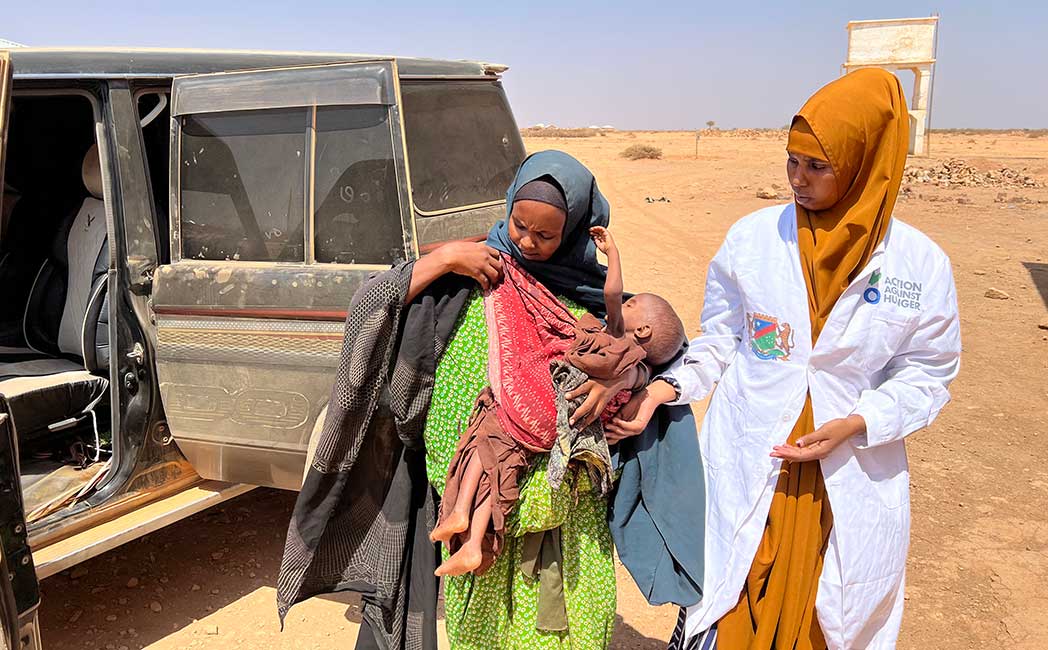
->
278, 149, 703, 649
609, 69, 962, 649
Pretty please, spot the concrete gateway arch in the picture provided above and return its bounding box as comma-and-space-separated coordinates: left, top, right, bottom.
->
844, 16, 940, 156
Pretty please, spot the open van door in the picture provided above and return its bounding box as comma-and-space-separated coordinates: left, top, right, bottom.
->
151, 60, 417, 490
0, 49, 42, 650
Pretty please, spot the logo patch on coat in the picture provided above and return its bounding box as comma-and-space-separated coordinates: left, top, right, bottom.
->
746, 312, 794, 361
864, 269, 882, 304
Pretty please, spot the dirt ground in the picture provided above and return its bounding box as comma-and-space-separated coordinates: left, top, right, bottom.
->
36, 130, 1048, 649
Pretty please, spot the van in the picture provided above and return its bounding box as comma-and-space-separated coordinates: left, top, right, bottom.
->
0, 47, 526, 649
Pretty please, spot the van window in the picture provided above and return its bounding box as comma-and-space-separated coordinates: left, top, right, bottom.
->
179, 109, 307, 262
137, 92, 171, 264
401, 81, 525, 214
314, 106, 403, 264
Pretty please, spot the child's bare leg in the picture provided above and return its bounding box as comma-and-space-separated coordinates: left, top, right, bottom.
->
431, 453, 482, 543
434, 496, 492, 577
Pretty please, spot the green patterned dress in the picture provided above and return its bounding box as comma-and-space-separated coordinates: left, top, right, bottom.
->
423, 291, 616, 649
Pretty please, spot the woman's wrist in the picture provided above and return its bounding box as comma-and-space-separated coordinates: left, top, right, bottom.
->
844, 414, 867, 437
430, 245, 453, 275
643, 379, 678, 406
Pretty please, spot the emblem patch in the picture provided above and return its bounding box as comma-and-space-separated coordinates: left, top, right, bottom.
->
864, 269, 882, 304
746, 312, 794, 361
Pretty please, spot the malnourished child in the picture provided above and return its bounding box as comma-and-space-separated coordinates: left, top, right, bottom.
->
431, 227, 686, 577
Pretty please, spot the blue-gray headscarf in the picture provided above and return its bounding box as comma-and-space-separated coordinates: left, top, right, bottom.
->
487, 150, 610, 317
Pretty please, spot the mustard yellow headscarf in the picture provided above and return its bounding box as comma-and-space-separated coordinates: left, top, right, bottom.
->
717, 69, 910, 650
792, 68, 910, 335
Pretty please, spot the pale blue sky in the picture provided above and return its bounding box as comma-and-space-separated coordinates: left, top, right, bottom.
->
5, 1, 1045, 129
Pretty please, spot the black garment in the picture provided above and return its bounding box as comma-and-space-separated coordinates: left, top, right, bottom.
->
666, 608, 717, 650
277, 261, 471, 650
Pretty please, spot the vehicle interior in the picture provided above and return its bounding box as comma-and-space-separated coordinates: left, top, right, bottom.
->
0, 94, 113, 523
136, 90, 171, 263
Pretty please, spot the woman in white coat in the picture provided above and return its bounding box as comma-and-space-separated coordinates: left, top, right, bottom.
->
607, 69, 961, 650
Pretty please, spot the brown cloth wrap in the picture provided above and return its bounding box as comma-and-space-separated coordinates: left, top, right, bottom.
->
566, 313, 647, 380
437, 387, 529, 575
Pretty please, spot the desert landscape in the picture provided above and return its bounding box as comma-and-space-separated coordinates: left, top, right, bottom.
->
34, 129, 1048, 650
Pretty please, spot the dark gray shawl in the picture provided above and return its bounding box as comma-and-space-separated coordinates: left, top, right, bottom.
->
276, 261, 471, 650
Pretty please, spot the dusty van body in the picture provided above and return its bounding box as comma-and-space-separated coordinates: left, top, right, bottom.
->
0, 47, 525, 649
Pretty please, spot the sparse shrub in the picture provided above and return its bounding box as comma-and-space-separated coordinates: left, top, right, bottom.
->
620, 144, 662, 160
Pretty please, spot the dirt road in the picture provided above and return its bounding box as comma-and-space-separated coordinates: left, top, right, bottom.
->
37, 130, 1048, 649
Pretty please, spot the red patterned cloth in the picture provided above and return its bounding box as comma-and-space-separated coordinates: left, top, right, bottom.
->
485, 254, 579, 451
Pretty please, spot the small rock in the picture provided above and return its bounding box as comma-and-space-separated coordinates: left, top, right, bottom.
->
984, 288, 1010, 300
206, 625, 220, 636
125, 577, 139, 589
755, 187, 778, 200
159, 576, 169, 584
210, 588, 220, 595
191, 584, 201, 592
973, 269, 987, 276
1038, 320, 1048, 331
249, 572, 257, 578
105, 615, 118, 622
118, 598, 127, 605
71, 566, 89, 580
211, 552, 224, 560
149, 601, 163, 613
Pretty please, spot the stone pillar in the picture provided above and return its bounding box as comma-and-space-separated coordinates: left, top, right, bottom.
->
909, 65, 932, 155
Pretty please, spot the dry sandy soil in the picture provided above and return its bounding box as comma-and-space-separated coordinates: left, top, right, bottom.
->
36, 131, 1048, 649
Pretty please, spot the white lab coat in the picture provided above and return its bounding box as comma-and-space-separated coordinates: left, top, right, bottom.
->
665, 203, 961, 650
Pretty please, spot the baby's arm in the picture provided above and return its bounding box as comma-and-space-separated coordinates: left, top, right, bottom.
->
590, 226, 624, 337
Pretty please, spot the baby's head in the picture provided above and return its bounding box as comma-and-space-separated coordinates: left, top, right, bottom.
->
621, 293, 686, 366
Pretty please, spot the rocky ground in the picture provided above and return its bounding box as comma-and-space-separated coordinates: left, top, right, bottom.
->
36, 130, 1048, 649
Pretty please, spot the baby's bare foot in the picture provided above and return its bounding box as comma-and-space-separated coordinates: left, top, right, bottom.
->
430, 510, 470, 544
434, 545, 483, 577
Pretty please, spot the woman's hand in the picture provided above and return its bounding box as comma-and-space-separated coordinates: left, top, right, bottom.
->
436, 241, 504, 291
770, 414, 866, 462
604, 380, 677, 443
565, 368, 640, 429
407, 241, 503, 303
